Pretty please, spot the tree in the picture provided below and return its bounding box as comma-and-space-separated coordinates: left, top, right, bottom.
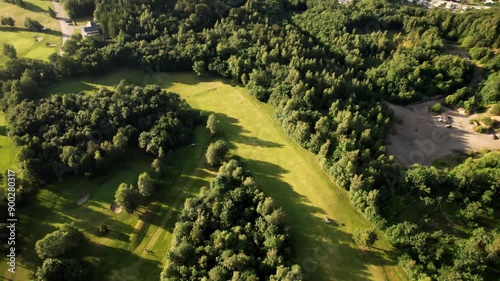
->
0, 16, 15, 27
36, 258, 87, 281
137, 172, 154, 197
114, 183, 137, 213
3, 43, 17, 59
206, 113, 219, 136
353, 228, 377, 250
193, 60, 206, 76
48, 7, 56, 18
25, 17, 43, 31
205, 140, 228, 166
35, 224, 83, 260
151, 158, 162, 176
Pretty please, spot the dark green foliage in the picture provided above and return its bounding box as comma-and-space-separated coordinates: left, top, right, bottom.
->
5, 81, 196, 185
0, 16, 15, 26
205, 140, 228, 166
479, 72, 500, 104
62, 0, 95, 19
385, 152, 500, 279
3, 43, 17, 59
35, 224, 84, 260
114, 183, 137, 213
24, 17, 43, 31
36, 258, 87, 281
161, 160, 302, 280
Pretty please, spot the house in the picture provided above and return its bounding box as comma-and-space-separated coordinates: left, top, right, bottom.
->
81, 21, 101, 37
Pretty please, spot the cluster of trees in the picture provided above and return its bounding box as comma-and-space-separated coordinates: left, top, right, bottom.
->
382, 151, 500, 280
114, 172, 155, 213
62, 0, 95, 19
3, 81, 198, 189
34, 224, 88, 281
0, 0, 498, 279
162, 160, 302, 280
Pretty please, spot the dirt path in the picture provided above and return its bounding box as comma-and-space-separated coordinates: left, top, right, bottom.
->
50, 0, 76, 49
386, 100, 500, 166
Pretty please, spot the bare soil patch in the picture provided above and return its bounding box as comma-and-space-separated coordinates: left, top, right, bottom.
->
76, 193, 89, 205
386, 100, 500, 166
34, 36, 44, 42
111, 203, 122, 214
46, 43, 57, 47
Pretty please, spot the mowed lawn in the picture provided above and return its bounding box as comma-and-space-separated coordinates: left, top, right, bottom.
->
161, 73, 407, 281
0, 125, 213, 280
0, 0, 61, 64
43, 68, 406, 280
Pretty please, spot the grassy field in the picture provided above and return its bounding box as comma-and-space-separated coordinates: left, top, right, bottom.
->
39, 68, 406, 280
0, 125, 213, 280
0, 0, 61, 64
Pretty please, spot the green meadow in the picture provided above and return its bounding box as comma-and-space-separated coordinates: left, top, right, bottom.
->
11, 68, 406, 281
0, 0, 61, 64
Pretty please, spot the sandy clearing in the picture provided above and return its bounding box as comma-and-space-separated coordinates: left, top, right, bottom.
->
386, 100, 500, 166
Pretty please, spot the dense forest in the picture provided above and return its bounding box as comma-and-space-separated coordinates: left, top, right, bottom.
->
4, 81, 198, 190
0, 0, 499, 279
162, 160, 302, 281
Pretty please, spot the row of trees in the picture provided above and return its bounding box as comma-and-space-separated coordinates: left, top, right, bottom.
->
162, 160, 302, 280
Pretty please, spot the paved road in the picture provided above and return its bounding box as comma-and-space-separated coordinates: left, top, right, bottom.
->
50, 0, 76, 48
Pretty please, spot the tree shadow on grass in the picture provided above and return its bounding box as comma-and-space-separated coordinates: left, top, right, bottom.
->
79, 240, 162, 281
0, 126, 6, 136
212, 113, 284, 149
22, 1, 47, 13
240, 158, 398, 281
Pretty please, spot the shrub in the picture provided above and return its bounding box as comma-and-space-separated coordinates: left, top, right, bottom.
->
429, 103, 443, 113
98, 224, 109, 235
490, 104, 500, 116
474, 126, 488, 133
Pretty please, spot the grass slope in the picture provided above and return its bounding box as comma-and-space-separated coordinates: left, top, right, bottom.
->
41, 68, 406, 280
0, 126, 212, 280
162, 73, 406, 281
0, 0, 61, 64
